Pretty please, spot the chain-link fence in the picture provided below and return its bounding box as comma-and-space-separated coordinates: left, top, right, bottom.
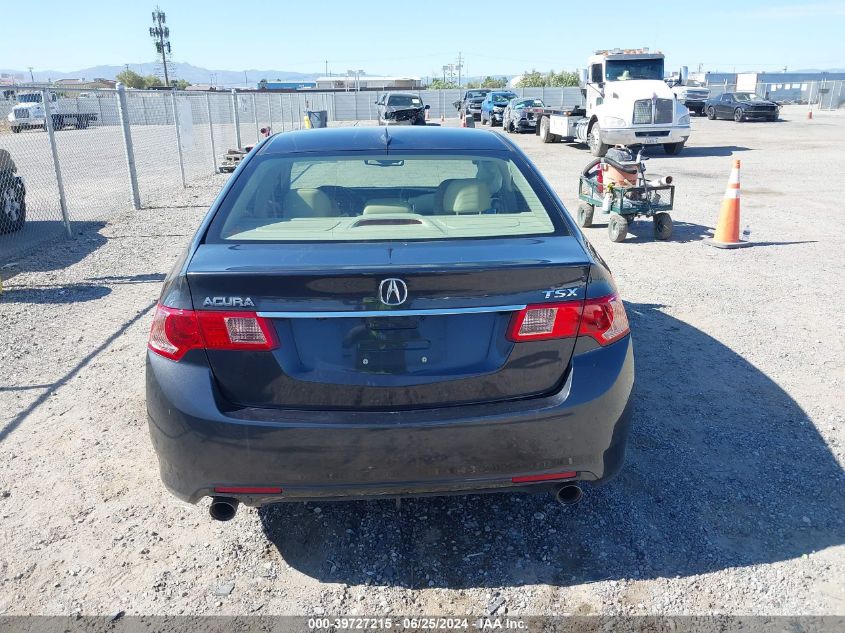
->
4, 79, 840, 264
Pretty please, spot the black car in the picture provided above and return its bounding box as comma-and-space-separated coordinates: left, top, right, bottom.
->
146, 127, 634, 521
452, 89, 491, 121
503, 97, 545, 133
375, 92, 430, 125
704, 92, 780, 122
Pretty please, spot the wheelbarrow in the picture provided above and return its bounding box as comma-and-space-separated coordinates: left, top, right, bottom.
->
576, 148, 675, 243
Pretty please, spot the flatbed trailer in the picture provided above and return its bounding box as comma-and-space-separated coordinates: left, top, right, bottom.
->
527, 106, 589, 144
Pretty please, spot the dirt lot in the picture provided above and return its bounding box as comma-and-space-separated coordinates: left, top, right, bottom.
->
0, 105, 843, 616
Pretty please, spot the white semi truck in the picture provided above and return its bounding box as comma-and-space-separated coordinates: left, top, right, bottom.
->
7, 91, 98, 133
529, 49, 691, 156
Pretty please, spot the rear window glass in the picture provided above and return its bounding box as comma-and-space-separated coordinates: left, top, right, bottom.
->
207, 154, 562, 242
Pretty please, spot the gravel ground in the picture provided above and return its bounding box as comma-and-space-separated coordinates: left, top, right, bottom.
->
0, 105, 843, 617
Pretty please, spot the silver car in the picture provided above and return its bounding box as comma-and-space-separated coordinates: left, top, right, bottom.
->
375, 92, 429, 125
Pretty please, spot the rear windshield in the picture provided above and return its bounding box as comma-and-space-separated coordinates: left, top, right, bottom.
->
492, 93, 517, 103
207, 153, 563, 242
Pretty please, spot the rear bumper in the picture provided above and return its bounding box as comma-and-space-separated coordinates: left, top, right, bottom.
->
146, 336, 634, 505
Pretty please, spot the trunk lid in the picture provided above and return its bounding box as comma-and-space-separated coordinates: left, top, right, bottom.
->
187, 237, 590, 410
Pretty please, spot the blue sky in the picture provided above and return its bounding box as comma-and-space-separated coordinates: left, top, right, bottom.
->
5, 0, 845, 76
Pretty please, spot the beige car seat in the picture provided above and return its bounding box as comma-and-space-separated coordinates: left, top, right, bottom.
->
283, 188, 336, 218
442, 179, 492, 214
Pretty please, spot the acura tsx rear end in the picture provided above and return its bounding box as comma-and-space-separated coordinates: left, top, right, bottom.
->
145, 126, 634, 520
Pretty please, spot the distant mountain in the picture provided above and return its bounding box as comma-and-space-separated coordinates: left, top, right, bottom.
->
0, 62, 321, 87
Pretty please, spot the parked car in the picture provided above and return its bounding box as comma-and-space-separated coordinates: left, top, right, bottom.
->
503, 97, 545, 133
375, 92, 429, 125
704, 92, 780, 122
0, 149, 26, 234
480, 90, 518, 126
670, 79, 710, 117
146, 126, 635, 521
452, 89, 491, 121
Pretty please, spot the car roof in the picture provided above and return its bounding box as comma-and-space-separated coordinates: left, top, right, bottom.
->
259, 126, 512, 154
383, 91, 420, 97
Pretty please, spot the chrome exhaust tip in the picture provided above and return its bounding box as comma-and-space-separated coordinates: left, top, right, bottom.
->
554, 484, 583, 506
209, 496, 239, 521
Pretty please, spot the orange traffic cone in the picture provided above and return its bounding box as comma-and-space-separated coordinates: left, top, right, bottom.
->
440, 113, 445, 124
807, 110, 813, 120
425, 108, 430, 122
708, 159, 750, 249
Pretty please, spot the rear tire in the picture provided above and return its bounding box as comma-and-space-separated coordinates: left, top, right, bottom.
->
588, 123, 609, 157
539, 116, 554, 143
653, 212, 673, 240
734, 108, 744, 122
608, 214, 628, 242
706, 106, 716, 120
0, 180, 26, 234
577, 203, 594, 228
663, 141, 685, 155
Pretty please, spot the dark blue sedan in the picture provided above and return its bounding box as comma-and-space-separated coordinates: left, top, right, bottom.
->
145, 126, 634, 521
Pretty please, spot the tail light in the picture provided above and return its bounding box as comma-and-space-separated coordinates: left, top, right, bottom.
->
578, 295, 630, 345
507, 301, 582, 341
508, 295, 629, 345
148, 305, 278, 361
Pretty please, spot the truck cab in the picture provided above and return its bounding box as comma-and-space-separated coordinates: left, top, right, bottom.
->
582, 49, 690, 155
532, 49, 692, 156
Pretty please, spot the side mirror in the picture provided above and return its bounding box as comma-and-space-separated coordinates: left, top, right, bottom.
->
424, 104, 430, 110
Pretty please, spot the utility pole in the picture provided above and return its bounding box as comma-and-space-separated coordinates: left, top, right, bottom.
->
28, 67, 34, 82
325, 60, 329, 77
456, 52, 463, 88
244, 71, 249, 87
149, 7, 172, 87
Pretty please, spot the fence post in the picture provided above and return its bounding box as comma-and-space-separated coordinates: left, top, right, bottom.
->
252, 93, 260, 142
115, 83, 141, 209
41, 89, 72, 238
266, 94, 272, 133
171, 90, 187, 188
205, 92, 218, 175
231, 89, 242, 149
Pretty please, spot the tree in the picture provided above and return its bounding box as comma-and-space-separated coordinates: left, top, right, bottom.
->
516, 69, 580, 88
116, 69, 146, 89
469, 76, 508, 89
171, 79, 191, 90
428, 78, 458, 90
515, 70, 546, 88
142, 75, 163, 89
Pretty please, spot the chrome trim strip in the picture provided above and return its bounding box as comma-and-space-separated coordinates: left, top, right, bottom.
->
257, 305, 526, 319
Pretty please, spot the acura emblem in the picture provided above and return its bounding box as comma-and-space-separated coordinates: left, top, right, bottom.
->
378, 278, 408, 306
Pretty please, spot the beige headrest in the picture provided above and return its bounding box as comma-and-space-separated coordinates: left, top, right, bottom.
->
476, 161, 503, 192
363, 201, 412, 215
442, 179, 491, 214
283, 188, 335, 218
